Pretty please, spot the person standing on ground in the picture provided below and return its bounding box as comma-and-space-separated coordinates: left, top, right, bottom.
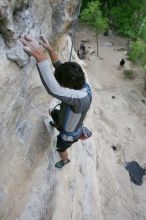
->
79, 43, 86, 59
20, 35, 92, 168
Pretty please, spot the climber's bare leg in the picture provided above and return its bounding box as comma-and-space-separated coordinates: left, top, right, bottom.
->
55, 150, 70, 168
59, 150, 68, 162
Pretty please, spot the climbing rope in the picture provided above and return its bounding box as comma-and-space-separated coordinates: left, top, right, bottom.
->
69, 0, 82, 61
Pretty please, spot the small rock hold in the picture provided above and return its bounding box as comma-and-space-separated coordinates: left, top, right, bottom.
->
111, 145, 117, 151
104, 42, 113, 47
88, 49, 96, 55
6, 41, 30, 67
81, 39, 90, 43
117, 48, 125, 51
141, 99, 145, 104
112, 96, 116, 99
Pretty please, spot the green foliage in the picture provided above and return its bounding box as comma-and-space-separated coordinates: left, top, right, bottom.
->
138, 18, 146, 41
81, 0, 146, 67
144, 77, 146, 90
81, 0, 90, 11
80, 0, 108, 35
96, 0, 146, 40
123, 69, 134, 80
129, 40, 146, 67
81, 0, 146, 39
111, 6, 133, 37
110, 0, 146, 39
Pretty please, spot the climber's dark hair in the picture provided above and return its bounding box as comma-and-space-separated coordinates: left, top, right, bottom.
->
54, 62, 85, 90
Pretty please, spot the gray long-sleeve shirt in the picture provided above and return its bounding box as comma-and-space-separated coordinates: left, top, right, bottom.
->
37, 60, 92, 141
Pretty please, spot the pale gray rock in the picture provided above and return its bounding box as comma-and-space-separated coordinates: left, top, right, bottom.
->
50, 0, 80, 39
0, 1, 80, 220
104, 42, 113, 47
6, 41, 30, 67
0, 0, 16, 46
0, 2, 146, 216
81, 39, 90, 43
88, 48, 96, 55
0, 0, 79, 65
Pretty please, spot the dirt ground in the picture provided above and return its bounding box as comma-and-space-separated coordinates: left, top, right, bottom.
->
74, 23, 146, 219
75, 23, 144, 89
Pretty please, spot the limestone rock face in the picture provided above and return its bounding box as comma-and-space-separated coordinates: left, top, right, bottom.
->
0, 0, 79, 65
0, 1, 80, 220
2, 1, 146, 220
0, 0, 78, 46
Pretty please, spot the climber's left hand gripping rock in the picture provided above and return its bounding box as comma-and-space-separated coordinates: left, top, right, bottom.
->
20, 34, 47, 62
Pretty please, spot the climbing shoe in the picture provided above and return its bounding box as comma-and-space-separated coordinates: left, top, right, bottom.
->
55, 159, 70, 168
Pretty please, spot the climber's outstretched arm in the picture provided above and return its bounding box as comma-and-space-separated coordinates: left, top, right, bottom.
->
20, 35, 90, 109
20, 35, 59, 64
40, 36, 59, 65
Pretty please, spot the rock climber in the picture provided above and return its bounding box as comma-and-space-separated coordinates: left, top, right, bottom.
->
20, 35, 92, 168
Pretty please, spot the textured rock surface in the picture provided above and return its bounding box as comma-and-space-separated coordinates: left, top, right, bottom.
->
2, 1, 146, 220
76, 24, 146, 220
0, 1, 81, 219
0, 0, 79, 63
6, 41, 30, 67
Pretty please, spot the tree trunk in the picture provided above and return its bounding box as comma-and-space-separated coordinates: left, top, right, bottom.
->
96, 33, 99, 56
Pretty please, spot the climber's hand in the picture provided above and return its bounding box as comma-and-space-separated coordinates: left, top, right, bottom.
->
40, 36, 53, 52
20, 34, 47, 62
39, 35, 59, 63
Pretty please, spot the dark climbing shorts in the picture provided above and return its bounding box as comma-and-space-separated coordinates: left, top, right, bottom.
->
51, 109, 78, 152
56, 135, 78, 152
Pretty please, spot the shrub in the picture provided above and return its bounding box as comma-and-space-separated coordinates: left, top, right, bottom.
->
128, 40, 146, 66
123, 69, 134, 79
138, 18, 146, 41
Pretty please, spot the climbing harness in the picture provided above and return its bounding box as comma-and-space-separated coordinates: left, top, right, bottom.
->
50, 82, 92, 142
69, 0, 82, 61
